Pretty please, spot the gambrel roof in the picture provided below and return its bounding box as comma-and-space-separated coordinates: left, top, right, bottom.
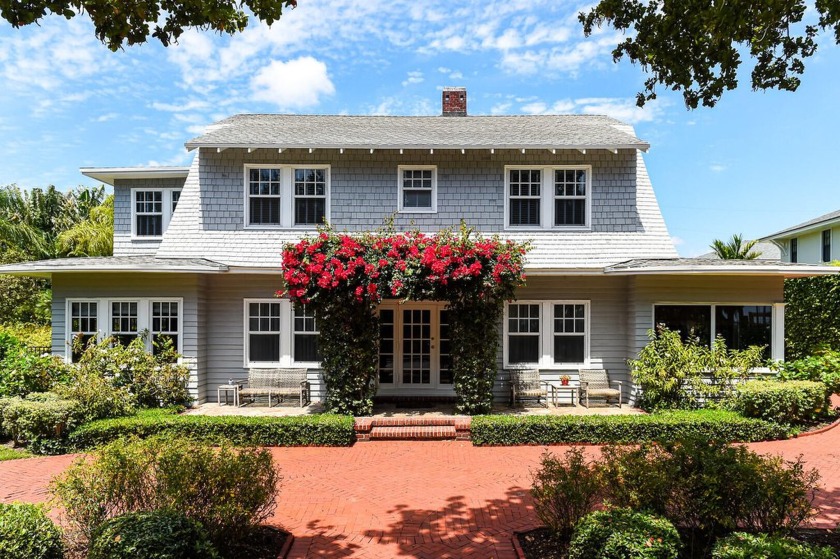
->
185, 114, 650, 152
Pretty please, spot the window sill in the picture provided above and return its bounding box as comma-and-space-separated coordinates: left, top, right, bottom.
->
129, 236, 164, 241
398, 209, 438, 214
503, 226, 592, 233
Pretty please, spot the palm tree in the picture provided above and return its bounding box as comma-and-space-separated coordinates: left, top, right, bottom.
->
709, 234, 760, 260
57, 195, 114, 257
0, 185, 52, 259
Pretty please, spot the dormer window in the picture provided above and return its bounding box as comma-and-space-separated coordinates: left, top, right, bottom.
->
245, 164, 330, 228
505, 165, 591, 230
398, 165, 437, 213
132, 188, 181, 238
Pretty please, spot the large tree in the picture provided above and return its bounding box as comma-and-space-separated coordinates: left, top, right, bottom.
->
709, 234, 759, 260
580, 0, 840, 108
0, 0, 297, 51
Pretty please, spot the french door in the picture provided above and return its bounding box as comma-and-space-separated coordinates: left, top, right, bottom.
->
377, 303, 452, 392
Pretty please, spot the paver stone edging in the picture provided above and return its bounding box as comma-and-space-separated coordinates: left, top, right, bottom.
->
511, 530, 528, 559
279, 533, 294, 559
793, 415, 840, 438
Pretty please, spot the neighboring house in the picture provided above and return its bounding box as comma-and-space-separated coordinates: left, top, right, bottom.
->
2, 89, 835, 405
698, 241, 781, 261
761, 210, 840, 264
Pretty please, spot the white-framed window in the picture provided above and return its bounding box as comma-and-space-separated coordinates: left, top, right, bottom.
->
244, 165, 330, 228
243, 299, 320, 367
790, 238, 798, 263
822, 230, 832, 263
504, 300, 589, 368
504, 165, 591, 230
65, 298, 184, 361
151, 300, 180, 354
131, 188, 182, 238
68, 300, 98, 362
398, 165, 437, 213
652, 303, 782, 360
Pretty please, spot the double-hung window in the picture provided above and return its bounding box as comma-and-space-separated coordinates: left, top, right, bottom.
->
506, 166, 591, 229
69, 301, 98, 362
505, 301, 589, 367
111, 302, 139, 347
151, 301, 179, 355
398, 166, 437, 212
132, 188, 182, 238
823, 230, 832, 262
246, 301, 282, 364
292, 305, 320, 362
243, 299, 321, 366
245, 165, 330, 228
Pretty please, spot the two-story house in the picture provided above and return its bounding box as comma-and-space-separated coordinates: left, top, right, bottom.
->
761, 210, 840, 264
3, 89, 834, 405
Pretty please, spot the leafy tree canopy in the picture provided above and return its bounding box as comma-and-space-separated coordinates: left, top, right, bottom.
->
709, 233, 759, 260
0, 0, 297, 51
580, 0, 840, 108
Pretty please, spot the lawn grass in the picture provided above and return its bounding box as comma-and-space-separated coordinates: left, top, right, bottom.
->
0, 445, 33, 461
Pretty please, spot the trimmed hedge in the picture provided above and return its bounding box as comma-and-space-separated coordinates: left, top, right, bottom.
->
68, 409, 356, 449
568, 508, 681, 559
470, 410, 792, 446
727, 380, 831, 425
0, 394, 81, 444
89, 510, 219, 559
711, 532, 835, 559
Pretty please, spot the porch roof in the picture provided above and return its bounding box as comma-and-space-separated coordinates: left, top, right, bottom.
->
603, 258, 840, 278
0, 256, 229, 278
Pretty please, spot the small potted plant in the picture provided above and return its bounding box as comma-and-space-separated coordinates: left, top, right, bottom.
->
560, 374, 570, 386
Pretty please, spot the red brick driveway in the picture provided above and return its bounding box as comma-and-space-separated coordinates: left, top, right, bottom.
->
2, 417, 840, 558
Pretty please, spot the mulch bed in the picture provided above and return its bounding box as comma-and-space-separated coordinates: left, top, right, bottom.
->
223, 525, 289, 559
516, 527, 840, 559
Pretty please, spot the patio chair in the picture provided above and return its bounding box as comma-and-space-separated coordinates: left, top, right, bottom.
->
508, 368, 554, 407
579, 369, 622, 408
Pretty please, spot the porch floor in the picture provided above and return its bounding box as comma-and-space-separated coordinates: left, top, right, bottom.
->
185, 401, 644, 417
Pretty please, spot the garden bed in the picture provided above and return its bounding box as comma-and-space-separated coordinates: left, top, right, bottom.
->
515, 527, 840, 559
471, 409, 793, 445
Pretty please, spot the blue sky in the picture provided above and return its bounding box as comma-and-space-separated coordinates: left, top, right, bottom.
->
0, 0, 838, 257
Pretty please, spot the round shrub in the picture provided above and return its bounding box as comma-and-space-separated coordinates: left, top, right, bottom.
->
727, 380, 829, 425
569, 508, 681, 559
89, 510, 219, 559
0, 502, 64, 559
712, 532, 835, 559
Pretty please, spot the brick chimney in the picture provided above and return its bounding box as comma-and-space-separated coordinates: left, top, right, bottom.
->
441, 87, 467, 116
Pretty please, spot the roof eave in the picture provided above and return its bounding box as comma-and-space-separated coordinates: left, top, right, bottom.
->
184, 143, 650, 153
604, 265, 840, 277
80, 167, 191, 186
760, 218, 840, 242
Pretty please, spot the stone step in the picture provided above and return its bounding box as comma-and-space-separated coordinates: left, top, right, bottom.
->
369, 425, 457, 441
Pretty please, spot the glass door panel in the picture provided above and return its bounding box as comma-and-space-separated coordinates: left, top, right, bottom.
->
439, 310, 452, 385
402, 309, 431, 384
378, 309, 395, 384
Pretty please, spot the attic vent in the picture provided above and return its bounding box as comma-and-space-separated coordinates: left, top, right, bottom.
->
442, 87, 467, 116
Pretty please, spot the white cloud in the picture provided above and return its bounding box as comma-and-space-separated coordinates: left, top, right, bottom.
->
515, 96, 664, 124
95, 113, 119, 122
250, 57, 335, 109
402, 71, 424, 86
151, 100, 211, 112
671, 236, 686, 246
709, 164, 727, 173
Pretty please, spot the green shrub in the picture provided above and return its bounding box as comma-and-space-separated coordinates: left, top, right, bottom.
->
0, 342, 69, 398
54, 368, 135, 423
69, 409, 356, 449
88, 510, 219, 559
470, 409, 791, 446
0, 394, 81, 444
0, 323, 51, 348
629, 328, 764, 412
727, 379, 830, 424
531, 448, 603, 537
51, 435, 281, 550
0, 502, 64, 559
711, 532, 836, 559
784, 274, 840, 360
568, 508, 681, 559
600, 438, 820, 547
777, 350, 840, 396
75, 336, 192, 408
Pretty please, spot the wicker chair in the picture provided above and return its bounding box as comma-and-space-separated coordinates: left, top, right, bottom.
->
508, 369, 554, 407
579, 369, 622, 408
238, 368, 310, 407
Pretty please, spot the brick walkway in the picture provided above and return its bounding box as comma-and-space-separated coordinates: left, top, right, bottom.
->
2, 417, 840, 558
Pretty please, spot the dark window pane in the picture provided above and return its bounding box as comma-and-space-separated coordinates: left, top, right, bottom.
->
136, 215, 163, 236
250, 334, 280, 362
294, 198, 325, 225
555, 199, 585, 226
114, 334, 138, 347
403, 191, 432, 208
250, 198, 280, 225
554, 336, 584, 363
654, 305, 711, 346
294, 333, 320, 362
823, 230, 832, 262
71, 334, 96, 363
152, 334, 178, 358
791, 238, 798, 263
509, 335, 539, 363
510, 199, 540, 226
715, 306, 772, 358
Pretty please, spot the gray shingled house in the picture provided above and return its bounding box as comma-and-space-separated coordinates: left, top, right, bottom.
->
761, 209, 840, 265
3, 89, 835, 406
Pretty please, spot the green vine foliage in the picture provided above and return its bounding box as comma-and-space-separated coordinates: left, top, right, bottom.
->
784, 273, 840, 359
281, 223, 528, 415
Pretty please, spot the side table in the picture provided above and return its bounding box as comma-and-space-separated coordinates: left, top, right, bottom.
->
553, 385, 578, 406
218, 383, 241, 407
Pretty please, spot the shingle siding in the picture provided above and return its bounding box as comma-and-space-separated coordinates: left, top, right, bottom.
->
113, 177, 187, 256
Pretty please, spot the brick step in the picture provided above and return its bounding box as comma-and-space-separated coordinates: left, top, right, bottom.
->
354, 416, 471, 442
369, 425, 457, 441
